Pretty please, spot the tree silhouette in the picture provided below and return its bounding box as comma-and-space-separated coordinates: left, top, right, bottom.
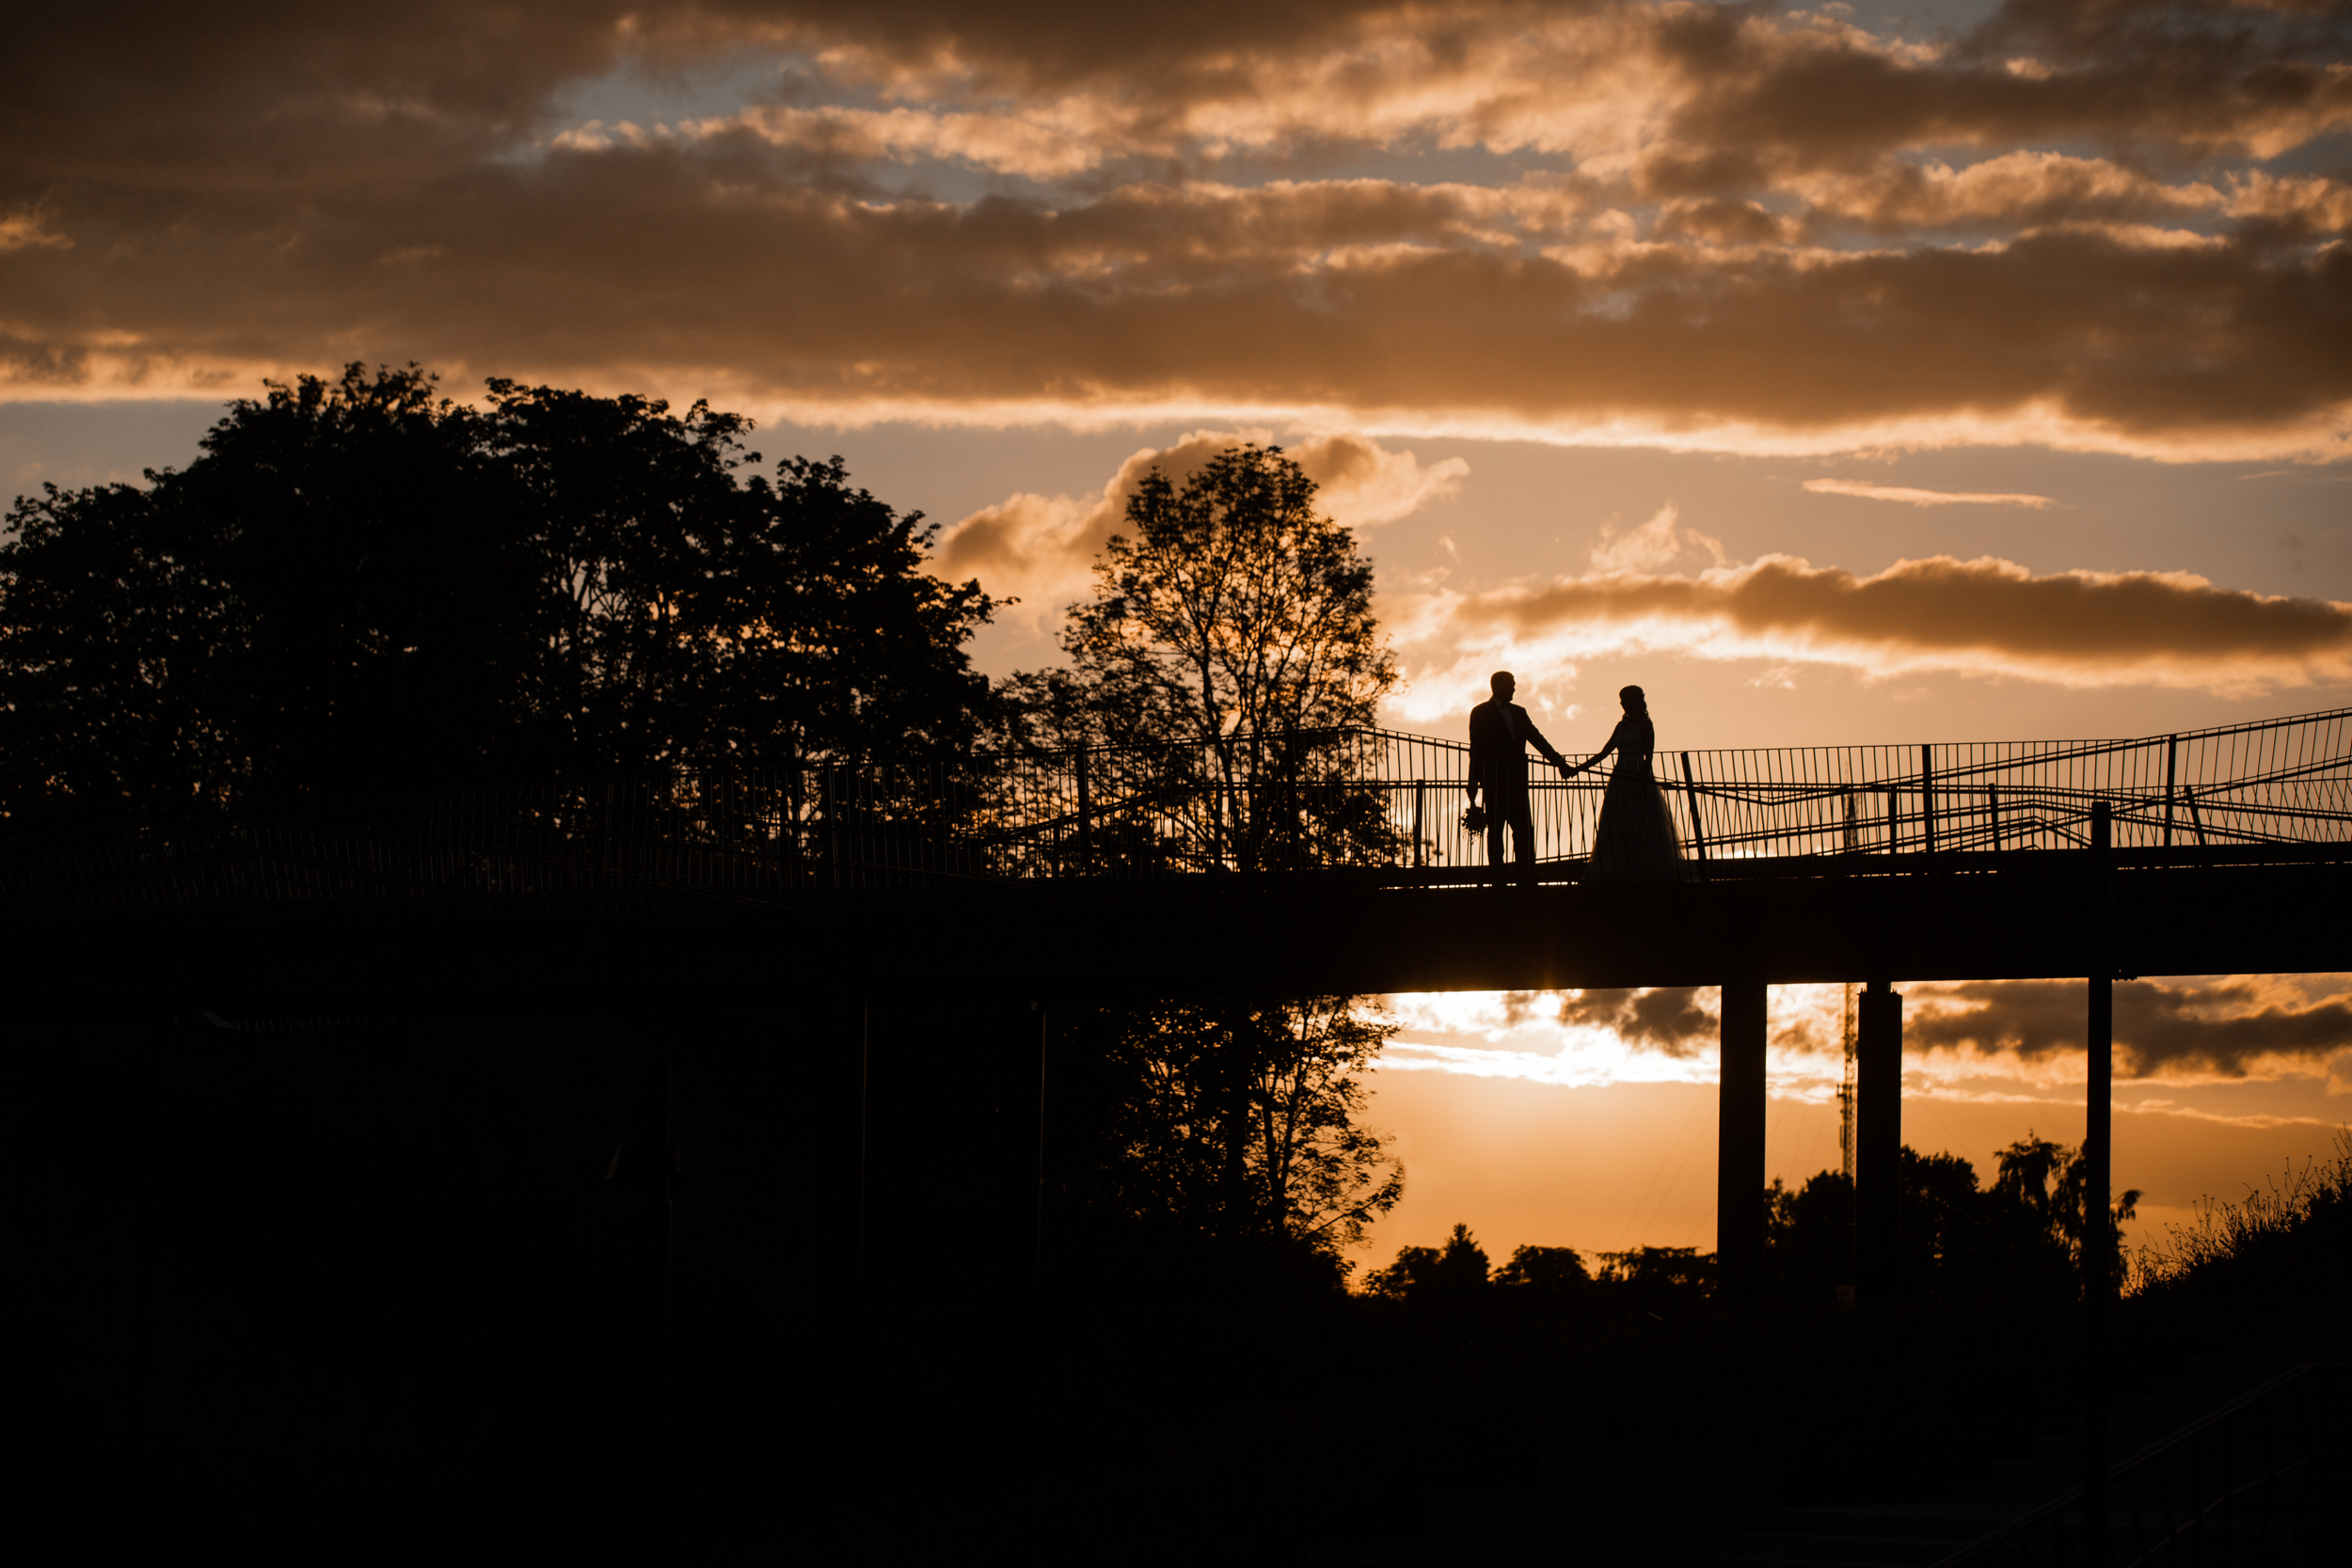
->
1493, 1243, 1591, 1298
0, 365, 995, 836
1996, 1131, 2141, 1291
1364, 1223, 1498, 1338
1760, 1137, 2144, 1307
1085, 995, 1403, 1267
1765, 1170, 1853, 1304
996, 444, 1400, 872
484, 379, 993, 775
1367, 1222, 1493, 1300
1595, 1244, 1716, 1318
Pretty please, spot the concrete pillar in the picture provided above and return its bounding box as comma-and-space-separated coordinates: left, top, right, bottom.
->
2083, 803, 2116, 1308
1716, 979, 1769, 1318
1854, 979, 1902, 1307
2082, 800, 2116, 1556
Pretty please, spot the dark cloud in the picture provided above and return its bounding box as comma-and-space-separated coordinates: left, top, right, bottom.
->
1669, 0, 2352, 173
1909, 977, 2352, 1076
4, 1, 2348, 451
2, 6, 634, 194
1441, 551, 2352, 688
1561, 987, 1718, 1054
8, 148, 2348, 450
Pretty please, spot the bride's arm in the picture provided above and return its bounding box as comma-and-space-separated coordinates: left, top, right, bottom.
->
1565, 722, 1624, 777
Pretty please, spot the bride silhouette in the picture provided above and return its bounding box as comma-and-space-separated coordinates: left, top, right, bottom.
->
1565, 686, 1696, 881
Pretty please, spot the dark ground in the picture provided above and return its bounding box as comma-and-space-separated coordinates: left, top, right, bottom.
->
26, 1000, 2343, 1560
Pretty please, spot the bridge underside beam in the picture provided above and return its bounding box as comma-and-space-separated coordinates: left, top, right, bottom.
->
11, 858, 2348, 1015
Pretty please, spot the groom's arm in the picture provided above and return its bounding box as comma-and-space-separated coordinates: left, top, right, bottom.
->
1522, 715, 1567, 768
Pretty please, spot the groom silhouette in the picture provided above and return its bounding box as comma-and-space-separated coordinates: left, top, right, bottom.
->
1468, 672, 1568, 889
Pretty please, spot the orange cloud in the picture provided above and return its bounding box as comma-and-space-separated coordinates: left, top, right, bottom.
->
1803, 479, 2056, 508
1392, 552, 2352, 708
6, 1, 2349, 455
938, 430, 1466, 622
1792, 151, 2224, 232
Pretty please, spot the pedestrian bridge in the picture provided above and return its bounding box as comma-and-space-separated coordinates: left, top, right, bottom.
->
8, 705, 2346, 1357
14, 705, 2348, 911
8, 706, 2347, 1005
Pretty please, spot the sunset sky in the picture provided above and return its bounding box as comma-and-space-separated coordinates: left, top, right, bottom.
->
7, 0, 2348, 1269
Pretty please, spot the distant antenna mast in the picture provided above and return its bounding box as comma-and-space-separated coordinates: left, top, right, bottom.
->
1837, 982, 1858, 1181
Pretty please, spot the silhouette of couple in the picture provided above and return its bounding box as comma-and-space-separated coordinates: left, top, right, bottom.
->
1467, 673, 1693, 888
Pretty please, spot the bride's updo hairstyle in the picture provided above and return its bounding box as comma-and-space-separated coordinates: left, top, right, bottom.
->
1619, 685, 1647, 709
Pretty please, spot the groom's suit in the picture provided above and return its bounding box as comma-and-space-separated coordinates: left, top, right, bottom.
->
1469, 698, 1565, 886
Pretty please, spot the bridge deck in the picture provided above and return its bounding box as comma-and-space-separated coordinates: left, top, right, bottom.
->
5, 706, 2344, 1009
11, 846, 2344, 1017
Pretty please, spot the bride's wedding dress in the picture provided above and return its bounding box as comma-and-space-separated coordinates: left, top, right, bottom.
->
1589, 718, 1696, 882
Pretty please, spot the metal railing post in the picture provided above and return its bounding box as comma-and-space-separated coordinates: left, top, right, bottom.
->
1287, 727, 1303, 874
1920, 744, 1937, 855
1413, 778, 1425, 870
824, 766, 840, 891
2163, 736, 2179, 849
1074, 746, 1092, 876
1678, 752, 1710, 864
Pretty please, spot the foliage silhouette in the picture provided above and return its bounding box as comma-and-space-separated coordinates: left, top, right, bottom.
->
1761, 1135, 2142, 1307
1492, 1242, 1592, 1294
1764, 1167, 1854, 1306
1373, 1132, 2154, 1339
1068, 995, 1404, 1283
1594, 1244, 1718, 1320
1366, 1227, 1720, 1334
2128, 1128, 2349, 1302
0, 365, 995, 838
995, 444, 1400, 872
1365, 1221, 1489, 1298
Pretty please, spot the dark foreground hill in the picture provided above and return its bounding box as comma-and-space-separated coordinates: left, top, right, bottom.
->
25, 1004, 2346, 1560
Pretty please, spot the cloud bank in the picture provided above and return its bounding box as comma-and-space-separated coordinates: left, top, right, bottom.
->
5, 0, 2348, 456
1379, 974, 2352, 1093
937, 431, 1466, 619
1391, 546, 2352, 714
1909, 977, 2352, 1079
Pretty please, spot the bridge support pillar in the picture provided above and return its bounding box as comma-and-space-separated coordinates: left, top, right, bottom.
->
2082, 800, 2117, 1559
1716, 979, 1768, 1319
1855, 979, 1902, 1307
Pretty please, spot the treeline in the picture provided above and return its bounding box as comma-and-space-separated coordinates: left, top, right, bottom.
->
1360, 1132, 2140, 1331
0, 363, 1391, 854
1367, 1225, 1721, 1324
0, 366, 994, 834
1042, 997, 1406, 1300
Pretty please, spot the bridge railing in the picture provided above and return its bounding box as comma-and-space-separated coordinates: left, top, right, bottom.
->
959, 707, 2351, 881
4, 708, 2345, 906
1932, 1362, 2345, 1568
1677, 707, 2352, 864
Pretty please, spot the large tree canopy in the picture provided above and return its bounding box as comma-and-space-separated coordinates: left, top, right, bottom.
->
1075, 995, 1403, 1276
1005, 444, 1394, 753
0, 365, 994, 835
997, 444, 1401, 873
